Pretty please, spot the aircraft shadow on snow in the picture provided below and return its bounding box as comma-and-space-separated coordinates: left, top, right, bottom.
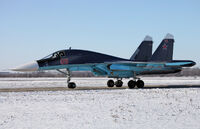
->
0, 85, 200, 92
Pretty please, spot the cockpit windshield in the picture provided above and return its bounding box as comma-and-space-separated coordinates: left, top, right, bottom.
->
42, 51, 66, 59
42, 54, 52, 59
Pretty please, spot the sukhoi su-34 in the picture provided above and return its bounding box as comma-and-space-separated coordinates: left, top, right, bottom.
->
12, 34, 196, 89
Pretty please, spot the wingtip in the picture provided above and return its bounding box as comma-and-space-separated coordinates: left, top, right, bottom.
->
144, 35, 152, 41
165, 33, 174, 39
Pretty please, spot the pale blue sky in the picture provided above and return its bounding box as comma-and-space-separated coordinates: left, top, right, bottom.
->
0, 0, 199, 71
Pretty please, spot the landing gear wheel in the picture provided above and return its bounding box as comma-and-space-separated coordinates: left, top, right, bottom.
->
137, 80, 144, 88
68, 82, 76, 89
115, 80, 123, 87
128, 80, 136, 89
107, 80, 114, 87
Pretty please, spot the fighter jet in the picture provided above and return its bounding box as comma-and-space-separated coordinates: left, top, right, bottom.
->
12, 33, 196, 89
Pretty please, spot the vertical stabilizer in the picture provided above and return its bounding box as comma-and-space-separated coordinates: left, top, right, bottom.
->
130, 35, 153, 61
151, 33, 174, 62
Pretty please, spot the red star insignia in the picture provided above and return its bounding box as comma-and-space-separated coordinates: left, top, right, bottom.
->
162, 44, 167, 49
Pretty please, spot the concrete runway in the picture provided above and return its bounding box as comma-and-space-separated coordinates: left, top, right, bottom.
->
0, 85, 200, 92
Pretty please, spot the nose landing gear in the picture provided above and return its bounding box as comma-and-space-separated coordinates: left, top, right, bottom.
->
57, 69, 76, 89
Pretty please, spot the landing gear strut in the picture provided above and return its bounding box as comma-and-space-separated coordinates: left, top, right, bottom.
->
57, 69, 76, 89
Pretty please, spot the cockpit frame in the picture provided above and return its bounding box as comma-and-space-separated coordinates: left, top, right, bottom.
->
42, 51, 66, 60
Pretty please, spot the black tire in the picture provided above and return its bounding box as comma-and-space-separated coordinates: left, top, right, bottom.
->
68, 82, 76, 89
128, 80, 136, 89
107, 80, 114, 87
115, 80, 123, 87
137, 80, 144, 88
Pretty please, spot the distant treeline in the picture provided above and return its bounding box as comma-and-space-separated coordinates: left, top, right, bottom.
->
0, 71, 94, 78
0, 67, 200, 77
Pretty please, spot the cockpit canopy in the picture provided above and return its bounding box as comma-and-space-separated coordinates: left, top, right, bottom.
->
42, 50, 66, 60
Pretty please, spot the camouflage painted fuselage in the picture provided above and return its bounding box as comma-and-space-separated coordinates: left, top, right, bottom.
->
37, 49, 195, 78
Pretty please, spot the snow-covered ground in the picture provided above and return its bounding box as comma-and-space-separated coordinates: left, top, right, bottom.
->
0, 77, 200, 129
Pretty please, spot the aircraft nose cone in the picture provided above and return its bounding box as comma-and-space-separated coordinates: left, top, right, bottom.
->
12, 61, 39, 72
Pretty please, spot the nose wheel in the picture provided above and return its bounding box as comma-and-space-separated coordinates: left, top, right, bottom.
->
68, 82, 76, 89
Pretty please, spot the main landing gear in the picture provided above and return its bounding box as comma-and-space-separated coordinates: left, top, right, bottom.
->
107, 79, 123, 87
57, 69, 144, 89
107, 78, 144, 89
127, 79, 144, 89
57, 69, 76, 89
